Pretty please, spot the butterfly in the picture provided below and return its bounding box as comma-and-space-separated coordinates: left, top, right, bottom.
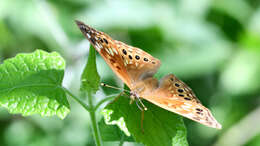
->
76, 20, 222, 129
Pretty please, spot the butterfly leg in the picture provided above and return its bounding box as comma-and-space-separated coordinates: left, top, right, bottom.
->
133, 98, 146, 133
131, 93, 147, 134
137, 97, 147, 111
137, 97, 146, 133
141, 109, 145, 134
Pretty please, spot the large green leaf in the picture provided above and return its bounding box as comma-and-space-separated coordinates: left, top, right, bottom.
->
80, 46, 100, 94
105, 95, 189, 146
0, 50, 69, 119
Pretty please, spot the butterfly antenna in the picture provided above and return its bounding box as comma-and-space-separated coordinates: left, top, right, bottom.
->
101, 83, 130, 93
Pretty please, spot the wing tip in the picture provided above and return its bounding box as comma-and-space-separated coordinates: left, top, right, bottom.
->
204, 110, 222, 129
75, 20, 91, 32
207, 120, 222, 129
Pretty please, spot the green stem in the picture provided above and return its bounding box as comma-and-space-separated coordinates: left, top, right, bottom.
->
119, 133, 125, 146
64, 88, 102, 146
87, 91, 103, 146
63, 87, 90, 111
94, 94, 118, 111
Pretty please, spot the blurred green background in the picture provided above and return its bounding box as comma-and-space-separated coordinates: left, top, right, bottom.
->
1, 0, 260, 146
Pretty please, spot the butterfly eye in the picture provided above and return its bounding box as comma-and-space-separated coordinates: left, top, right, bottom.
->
170, 78, 174, 81
128, 55, 133, 59
135, 55, 140, 60
144, 58, 149, 62
152, 61, 156, 64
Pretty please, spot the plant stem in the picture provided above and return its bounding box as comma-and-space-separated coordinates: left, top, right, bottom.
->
62, 87, 90, 111
87, 92, 102, 146
119, 133, 125, 146
94, 94, 118, 111
63, 87, 102, 146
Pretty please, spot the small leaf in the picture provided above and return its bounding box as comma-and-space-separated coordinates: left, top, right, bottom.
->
99, 118, 134, 142
105, 95, 188, 146
80, 46, 100, 94
0, 50, 69, 119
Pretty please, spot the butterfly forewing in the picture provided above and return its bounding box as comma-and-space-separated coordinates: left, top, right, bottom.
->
141, 74, 221, 129
76, 20, 161, 89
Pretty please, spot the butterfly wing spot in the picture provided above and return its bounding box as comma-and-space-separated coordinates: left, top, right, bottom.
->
103, 38, 108, 44
196, 108, 203, 112
122, 49, 127, 55
177, 89, 184, 93
184, 97, 191, 100
135, 55, 140, 60
116, 66, 121, 70
109, 59, 115, 63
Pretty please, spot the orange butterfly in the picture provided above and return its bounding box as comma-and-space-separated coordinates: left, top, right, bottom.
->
76, 20, 221, 129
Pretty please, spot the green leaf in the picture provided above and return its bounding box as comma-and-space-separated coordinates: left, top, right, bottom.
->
99, 118, 134, 142
0, 50, 69, 119
105, 95, 188, 146
80, 46, 100, 94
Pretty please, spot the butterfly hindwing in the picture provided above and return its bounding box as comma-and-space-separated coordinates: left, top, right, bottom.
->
141, 74, 221, 129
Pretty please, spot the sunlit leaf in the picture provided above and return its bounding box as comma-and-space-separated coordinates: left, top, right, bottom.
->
0, 50, 69, 119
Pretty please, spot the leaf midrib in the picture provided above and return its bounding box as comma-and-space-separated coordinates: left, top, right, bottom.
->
0, 83, 62, 93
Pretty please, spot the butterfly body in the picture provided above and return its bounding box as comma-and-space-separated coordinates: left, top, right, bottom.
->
76, 20, 221, 129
